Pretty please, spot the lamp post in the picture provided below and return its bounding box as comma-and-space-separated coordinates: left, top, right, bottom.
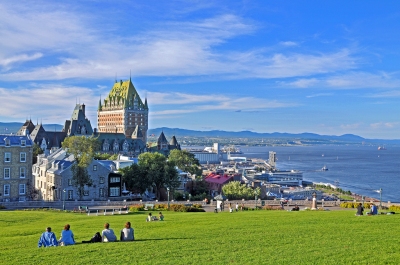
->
254, 191, 257, 210
167, 187, 170, 210
189, 194, 192, 202
63, 189, 66, 210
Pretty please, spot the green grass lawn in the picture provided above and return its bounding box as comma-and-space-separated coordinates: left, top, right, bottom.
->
1, 209, 399, 264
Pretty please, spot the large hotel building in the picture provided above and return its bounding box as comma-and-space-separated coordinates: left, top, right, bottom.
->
97, 78, 149, 143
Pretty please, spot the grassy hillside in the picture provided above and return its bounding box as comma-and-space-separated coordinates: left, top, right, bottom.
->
1, 209, 399, 264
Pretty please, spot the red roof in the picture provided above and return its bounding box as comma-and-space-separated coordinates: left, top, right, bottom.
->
204, 173, 233, 185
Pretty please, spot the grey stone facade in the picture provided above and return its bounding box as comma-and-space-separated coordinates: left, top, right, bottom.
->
0, 134, 33, 202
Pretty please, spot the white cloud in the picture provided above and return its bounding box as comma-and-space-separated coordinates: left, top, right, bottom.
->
370, 122, 399, 129
306, 92, 333, 98
0, 53, 43, 67
280, 41, 298, 47
282, 71, 400, 90
0, 85, 98, 123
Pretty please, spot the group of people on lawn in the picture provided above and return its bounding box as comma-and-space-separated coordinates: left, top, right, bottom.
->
355, 203, 378, 216
38, 222, 135, 247
147, 212, 164, 222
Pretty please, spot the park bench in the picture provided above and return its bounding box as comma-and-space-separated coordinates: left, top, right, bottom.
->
184, 203, 193, 207
79, 206, 89, 213
144, 204, 154, 210
87, 207, 129, 216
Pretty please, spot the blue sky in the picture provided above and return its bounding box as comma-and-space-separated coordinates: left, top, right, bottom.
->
0, 1, 399, 139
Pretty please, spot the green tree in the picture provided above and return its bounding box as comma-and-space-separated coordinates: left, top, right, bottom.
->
32, 143, 43, 164
168, 149, 202, 177
62, 136, 100, 200
222, 181, 258, 200
119, 163, 150, 194
138, 152, 179, 200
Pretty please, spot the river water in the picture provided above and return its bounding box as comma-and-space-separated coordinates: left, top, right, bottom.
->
235, 145, 400, 202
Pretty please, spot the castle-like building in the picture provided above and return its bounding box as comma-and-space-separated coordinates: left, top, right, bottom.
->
97, 78, 148, 143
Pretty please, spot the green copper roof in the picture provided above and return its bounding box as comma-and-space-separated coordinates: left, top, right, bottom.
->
103, 79, 148, 110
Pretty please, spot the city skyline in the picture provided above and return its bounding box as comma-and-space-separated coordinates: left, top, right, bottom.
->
0, 1, 399, 139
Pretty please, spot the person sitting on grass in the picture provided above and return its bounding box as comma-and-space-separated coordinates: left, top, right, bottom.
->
58, 224, 75, 246
292, 204, 300, 211
120, 222, 134, 241
355, 203, 364, 216
369, 203, 378, 215
159, 212, 164, 221
102, 223, 117, 242
146, 212, 158, 221
38, 227, 58, 247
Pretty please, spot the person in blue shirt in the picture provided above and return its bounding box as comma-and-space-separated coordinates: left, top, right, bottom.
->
38, 227, 58, 247
59, 224, 75, 246
370, 204, 378, 215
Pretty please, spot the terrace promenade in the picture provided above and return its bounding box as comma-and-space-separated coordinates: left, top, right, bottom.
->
1, 199, 394, 211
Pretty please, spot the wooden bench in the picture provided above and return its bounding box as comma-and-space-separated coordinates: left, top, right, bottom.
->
144, 204, 154, 210
87, 207, 129, 216
184, 203, 193, 207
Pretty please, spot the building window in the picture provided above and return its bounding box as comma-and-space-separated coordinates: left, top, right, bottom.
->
4, 152, 11, 162
68, 190, 73, 200
109, 187, 120, 197
110, 177, 120, 183
93, 165, 97, 171
20, 167, 26, 178
68, 179, 72, 186
100, 177, 105, 184
21, 140, 26, 147
84, 190, 89, 196
20, 152, 26, 162
4, 184, 10, 196
4, 168, 10, 179
99, 188, 104, 197
19, 184, 26, 195
5, 139, 10, 147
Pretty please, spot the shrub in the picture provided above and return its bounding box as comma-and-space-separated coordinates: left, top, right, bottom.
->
0, 204, 6, 210
154, 204, 168, 210
262, 205, 284, 211
186, 207, 205, 212
389, 205, 400, 211
169, 204, 188, 212
192, 203, 203, 209
129, 205, 144, 212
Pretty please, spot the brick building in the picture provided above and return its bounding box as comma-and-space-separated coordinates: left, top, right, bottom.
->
0, 134, 33, 202
97, 78, 148, 142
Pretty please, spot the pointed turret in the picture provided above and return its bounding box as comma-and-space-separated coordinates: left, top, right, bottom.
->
98, 97, 102, 111
144, 98, 148, 109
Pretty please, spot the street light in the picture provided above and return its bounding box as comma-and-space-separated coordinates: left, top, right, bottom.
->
189, 194, 192, 202
63, 189, 66, 210
167, 187, 170, 210
254, 191, 257, 210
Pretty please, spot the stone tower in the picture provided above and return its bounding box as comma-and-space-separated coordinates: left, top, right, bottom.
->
97, 78, 149, 142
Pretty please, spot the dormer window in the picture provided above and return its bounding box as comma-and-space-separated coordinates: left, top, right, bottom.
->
21, 140, 26, 147
5, 138, 10, 147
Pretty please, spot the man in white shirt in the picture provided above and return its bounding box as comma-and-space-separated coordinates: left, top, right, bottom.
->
102, 223, 117, 242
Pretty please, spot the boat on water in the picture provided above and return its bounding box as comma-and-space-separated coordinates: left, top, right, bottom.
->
322, 165, 328, 171
378, 146, 386, 150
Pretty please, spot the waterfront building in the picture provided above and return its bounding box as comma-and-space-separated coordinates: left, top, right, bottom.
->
97, 78, 148, 142
204, 172, 234, 196
250, 170, 303, 186
190, 143, 228, 164
282, 187, 322, 200
0, 134, 33, 202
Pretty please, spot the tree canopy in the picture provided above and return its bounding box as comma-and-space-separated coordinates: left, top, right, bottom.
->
222, 181, 261, 200
168, 149, 201, 176
120, 152, 180, 200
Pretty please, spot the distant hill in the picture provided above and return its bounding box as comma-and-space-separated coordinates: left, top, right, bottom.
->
148, 127, 400, 144
1, 122, 398, 144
